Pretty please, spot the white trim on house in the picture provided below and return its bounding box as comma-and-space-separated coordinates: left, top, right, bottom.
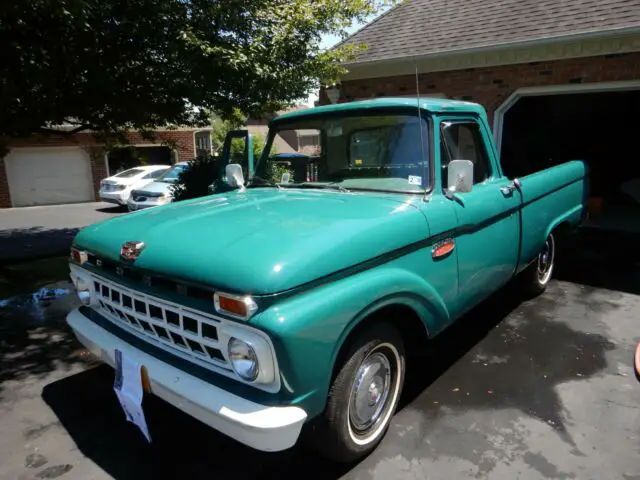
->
492, 80, 640, 157
341, 31, 640, 81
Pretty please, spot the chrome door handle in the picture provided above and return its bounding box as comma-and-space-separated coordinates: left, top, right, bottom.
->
500, 178, 522, 196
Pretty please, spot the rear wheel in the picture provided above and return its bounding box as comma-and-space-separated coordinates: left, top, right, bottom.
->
308, 323, 405, 463
521, 232, 555, 296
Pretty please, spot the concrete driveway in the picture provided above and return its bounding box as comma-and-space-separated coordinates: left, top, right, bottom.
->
0, 249, 639, 479
0, 202, 125, 262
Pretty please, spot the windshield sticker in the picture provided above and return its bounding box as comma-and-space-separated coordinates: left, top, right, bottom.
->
354, 159, 363, 166
408, 175, 422, 186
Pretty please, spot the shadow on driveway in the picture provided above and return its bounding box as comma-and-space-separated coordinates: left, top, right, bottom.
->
0, 226, 80, 263
96, 205, 127, 214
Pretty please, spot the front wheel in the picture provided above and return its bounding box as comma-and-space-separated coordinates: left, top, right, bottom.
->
308, 323, 405, 463
521, 232, 555, 296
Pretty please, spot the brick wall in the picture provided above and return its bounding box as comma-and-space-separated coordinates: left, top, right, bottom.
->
322, 52, 640, 125
0, 129, 198, 208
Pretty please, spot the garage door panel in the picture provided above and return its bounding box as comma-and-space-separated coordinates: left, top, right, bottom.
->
6, 148, 94, 207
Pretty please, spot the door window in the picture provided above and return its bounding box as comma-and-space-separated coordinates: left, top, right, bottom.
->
441, 122, 490, 184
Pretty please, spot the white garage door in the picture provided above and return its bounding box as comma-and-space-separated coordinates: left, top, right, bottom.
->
5, 147, 94, 207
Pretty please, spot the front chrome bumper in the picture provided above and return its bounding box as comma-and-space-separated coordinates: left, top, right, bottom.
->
66, 307, 307, 451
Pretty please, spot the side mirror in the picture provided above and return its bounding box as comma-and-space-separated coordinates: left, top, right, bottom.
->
447, 160, 474, 193
225, 163, 245, 189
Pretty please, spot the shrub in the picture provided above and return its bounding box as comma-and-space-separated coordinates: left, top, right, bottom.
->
170, 153, 221, 202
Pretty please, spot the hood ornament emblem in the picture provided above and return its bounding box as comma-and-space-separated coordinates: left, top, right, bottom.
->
120, 241, 145, 261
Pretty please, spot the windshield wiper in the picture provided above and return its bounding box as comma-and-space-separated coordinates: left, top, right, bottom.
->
294, 182, 350, 193
247, 175, 281, 190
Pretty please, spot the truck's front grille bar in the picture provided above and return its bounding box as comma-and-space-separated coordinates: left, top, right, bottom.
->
92, 275, 230, 371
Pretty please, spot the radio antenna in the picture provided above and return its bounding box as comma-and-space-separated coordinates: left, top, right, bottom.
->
415, 64, 428, 201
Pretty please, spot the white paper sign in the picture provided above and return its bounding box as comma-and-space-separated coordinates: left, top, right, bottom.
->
114, 350, 152, 443
408, 175, 422, 186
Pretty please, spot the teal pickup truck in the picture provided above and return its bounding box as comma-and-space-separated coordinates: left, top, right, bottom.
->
66, 98, 587, 462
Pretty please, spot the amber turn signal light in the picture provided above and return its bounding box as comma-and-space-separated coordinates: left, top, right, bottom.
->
71, 247, 88, 265
432, 239, 455, 259
214, 292, 258, 320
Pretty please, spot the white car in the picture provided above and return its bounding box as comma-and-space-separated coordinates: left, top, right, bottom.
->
99, 165, 170, 206
127, 162, 190, 211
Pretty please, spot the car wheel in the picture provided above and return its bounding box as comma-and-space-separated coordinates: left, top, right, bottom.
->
522, 232, 555, 297
308, 322, 405, 463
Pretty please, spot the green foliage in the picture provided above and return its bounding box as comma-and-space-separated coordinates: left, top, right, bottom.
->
170, 154, 221, 202
211, 110, 247, 153
1, 0, 397, 142
266, 161, 294, 184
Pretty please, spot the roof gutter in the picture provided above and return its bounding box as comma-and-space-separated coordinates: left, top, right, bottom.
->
343, 25, 640, 67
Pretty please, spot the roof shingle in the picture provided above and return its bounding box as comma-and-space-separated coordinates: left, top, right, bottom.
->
342, 0, 640, 64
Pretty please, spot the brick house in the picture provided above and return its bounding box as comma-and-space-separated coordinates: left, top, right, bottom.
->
321, 0, 640, 219
0, 128, 212, 208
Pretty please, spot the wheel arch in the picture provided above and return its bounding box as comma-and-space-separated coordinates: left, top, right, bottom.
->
329, 294, 435, 384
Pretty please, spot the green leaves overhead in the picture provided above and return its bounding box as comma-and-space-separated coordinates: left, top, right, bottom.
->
1, 0, 395, 139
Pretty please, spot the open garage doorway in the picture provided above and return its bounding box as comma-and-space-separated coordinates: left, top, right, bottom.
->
106, 146, 174, 176
501, 89, 640, 235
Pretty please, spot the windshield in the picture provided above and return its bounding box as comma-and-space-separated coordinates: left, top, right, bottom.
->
158, 164, 187, 183
114, 168, 145, 178
254, 111, 429, 193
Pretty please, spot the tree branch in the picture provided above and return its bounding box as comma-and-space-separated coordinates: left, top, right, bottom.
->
36, 124, 94, 136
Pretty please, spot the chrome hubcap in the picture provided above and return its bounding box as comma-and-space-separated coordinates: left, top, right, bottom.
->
349, 352, 392, 432
537, 235, 554, 281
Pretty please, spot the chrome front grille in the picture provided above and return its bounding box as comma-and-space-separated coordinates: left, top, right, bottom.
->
92, 274, 230, 371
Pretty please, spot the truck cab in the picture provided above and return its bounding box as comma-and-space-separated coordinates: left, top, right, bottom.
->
66, 98, 587, 462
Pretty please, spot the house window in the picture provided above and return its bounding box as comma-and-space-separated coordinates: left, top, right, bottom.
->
195, 132, 212, 156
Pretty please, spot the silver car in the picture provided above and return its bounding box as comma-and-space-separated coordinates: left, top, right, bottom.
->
127, 162, 189, 211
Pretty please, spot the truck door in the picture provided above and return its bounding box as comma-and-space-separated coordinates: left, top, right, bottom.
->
440, 118, 521, 313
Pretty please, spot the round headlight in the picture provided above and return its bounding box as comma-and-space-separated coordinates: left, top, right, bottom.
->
228, 338, 259, 381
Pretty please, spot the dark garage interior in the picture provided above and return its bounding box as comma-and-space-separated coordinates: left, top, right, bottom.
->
501, 89, 640, 234
107, 146, 173, 175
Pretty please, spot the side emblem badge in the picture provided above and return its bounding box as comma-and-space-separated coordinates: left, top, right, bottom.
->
120, 241, 145, 261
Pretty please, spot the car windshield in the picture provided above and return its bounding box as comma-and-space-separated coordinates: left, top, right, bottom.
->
114, 168, 145, 178
158, 164, 187, 183
253, 111, 429, 193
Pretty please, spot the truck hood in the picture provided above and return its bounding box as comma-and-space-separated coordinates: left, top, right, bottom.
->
74, 188, 429, 295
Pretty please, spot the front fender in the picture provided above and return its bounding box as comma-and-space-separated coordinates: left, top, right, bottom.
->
254, 261, 449, 419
